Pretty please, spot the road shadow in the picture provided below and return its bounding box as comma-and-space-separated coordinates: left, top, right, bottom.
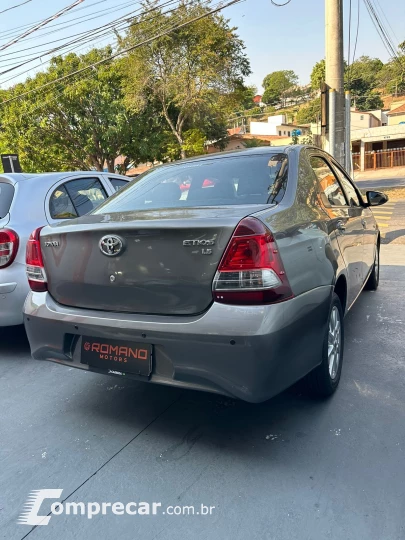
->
381, 228, 405, 244
0, 324, 30, 356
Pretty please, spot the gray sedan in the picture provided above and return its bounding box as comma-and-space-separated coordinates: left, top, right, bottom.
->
23, 147, 387, 402
0, 171, 129, 326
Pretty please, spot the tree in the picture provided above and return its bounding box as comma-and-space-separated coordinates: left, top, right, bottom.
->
0, 48, 164, 172
310, 59, 325, 90
378, 47, 405, 96
121, 1, 251, 159
234, 84, 258, 110
346, 56, 384, 111
262, 70, 298, 107
296, 98, 321, 124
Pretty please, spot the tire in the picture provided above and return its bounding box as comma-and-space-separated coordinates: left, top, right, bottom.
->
365, 244, 380, 291
304, 292, 344, 398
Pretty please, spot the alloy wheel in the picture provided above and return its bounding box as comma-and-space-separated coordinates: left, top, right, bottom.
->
328, 306, 341, 380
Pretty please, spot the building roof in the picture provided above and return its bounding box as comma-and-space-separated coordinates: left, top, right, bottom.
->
227, 126, 244, 136
387, 103, 405, 116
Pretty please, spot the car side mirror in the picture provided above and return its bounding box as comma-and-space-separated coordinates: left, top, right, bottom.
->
366, 190, 388, 207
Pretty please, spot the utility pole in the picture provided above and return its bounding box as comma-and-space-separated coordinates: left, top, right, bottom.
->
325, 0, 345, 166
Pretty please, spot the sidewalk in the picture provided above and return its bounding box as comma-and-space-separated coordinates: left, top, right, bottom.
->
354, 167, 405, 182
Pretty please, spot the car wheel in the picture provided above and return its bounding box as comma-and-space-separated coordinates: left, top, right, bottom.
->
304, 292, 344, 397
365, 244, 380, 291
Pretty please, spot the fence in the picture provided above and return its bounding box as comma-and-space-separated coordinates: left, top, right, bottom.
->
352, 148, 405, 171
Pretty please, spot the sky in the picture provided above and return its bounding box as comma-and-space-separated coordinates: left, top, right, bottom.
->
0, 0, 404, 92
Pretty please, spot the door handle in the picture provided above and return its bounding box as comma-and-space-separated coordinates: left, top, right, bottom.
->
336, 220, 346, 232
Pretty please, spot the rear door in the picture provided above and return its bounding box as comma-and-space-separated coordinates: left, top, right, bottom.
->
309, 153, 364, 307
330, 161, 376, 275
46, 176, 110, 224
104, 175, 130, 193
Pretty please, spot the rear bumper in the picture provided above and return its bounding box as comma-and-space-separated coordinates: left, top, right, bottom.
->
0, 263, 28, 326
24, 286, 332, 402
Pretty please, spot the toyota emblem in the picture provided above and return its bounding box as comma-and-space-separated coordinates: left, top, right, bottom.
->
99, 235, 124, 257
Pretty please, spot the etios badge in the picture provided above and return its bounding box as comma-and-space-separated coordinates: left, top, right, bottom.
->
99, 235, 124, 257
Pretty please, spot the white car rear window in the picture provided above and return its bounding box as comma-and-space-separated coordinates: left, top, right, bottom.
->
0, 183, 14, 218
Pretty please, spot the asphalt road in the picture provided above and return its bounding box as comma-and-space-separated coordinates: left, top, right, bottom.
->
1, 247, 405, 540
355, 177, 405, 189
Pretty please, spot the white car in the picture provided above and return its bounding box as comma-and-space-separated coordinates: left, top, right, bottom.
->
0, 171, 130, 326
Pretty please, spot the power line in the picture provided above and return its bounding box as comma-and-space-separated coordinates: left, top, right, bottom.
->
0, 0, 110, 39
0, 2, 138, 61
0, 0, 85, 53
352, 0, 360, 66
362, 0, 404, 71
270, 0, 291, 5
0, 0, 32, 15
1, 0, 240, 107
373, 0, 399, 48
0, 0, 135, 46
0, 0, 180, 81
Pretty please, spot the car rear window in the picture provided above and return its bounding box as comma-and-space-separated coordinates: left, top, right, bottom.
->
93, 153, 289, 214
0, 182, 15, 218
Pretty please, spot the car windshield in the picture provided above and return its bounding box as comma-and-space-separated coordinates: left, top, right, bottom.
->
0, 182, 15, 219
93, 153, 289, 214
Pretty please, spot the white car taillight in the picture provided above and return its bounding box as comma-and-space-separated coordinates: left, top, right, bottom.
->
26, 227, 47, 292
0, 229, 19, 268
213, 217, 293, 305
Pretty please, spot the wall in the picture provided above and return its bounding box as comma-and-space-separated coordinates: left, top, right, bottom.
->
351, 112, 380, 130
250, 114, 286, 136
388, 112, 405, 126
250, 121, 278, 136
351, 124, 405, 143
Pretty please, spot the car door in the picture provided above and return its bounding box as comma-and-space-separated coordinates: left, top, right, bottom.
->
104, 175, 131, 193
329, 161, 376, 277
309, 153, 364, 307
46, 176, 109, 224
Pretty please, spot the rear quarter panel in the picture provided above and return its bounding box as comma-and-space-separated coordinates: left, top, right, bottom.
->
255, 147, 346, 298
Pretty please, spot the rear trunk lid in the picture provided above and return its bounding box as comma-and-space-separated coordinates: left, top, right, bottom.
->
40, 206, 271, 315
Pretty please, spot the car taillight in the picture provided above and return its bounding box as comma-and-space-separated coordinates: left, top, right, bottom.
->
0, 229, 19, 268
26, 227, 47, 292
213, 217, 293, 305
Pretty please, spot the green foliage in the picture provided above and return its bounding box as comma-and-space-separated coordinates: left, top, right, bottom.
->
0, 48, 165, 172
121, 0, 251, 158
310, 59, 325, 89
378, 58, 405, 95
296, 98, 321, 124
262, 87, 281, 106
234, 84, 258, 110
262, 70, 298, 106
182, 128, 206, 157
249, 107, 263, 116
243, 137, 271, 148
290, 132, 299, 145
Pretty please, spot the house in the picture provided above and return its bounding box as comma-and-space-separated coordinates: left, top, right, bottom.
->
350, 109, 385, 130
253, 94, 263, 105
386, 101, 405, 125
250, 114, 310, 138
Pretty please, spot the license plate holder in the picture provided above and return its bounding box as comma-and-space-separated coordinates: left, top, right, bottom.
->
81, 336, 152, 377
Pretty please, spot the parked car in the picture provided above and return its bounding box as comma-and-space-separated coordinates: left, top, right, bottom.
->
0, 171, 130, 326
23, 147, 387, 402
